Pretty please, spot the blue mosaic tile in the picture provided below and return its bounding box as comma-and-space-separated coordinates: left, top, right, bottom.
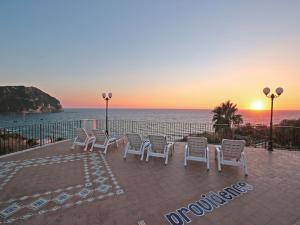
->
92, 170, 105, 176
96, 184, 111, 193
0, 203, 21, 218
29, 198, 48, 210
94, 176, 108, 184
78, 188, 92, 198
54, 192, 71, 204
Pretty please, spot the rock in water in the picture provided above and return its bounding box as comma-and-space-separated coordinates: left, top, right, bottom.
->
0, 86, 63, 113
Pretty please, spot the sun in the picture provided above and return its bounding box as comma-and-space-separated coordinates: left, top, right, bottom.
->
250, 100, 264, 111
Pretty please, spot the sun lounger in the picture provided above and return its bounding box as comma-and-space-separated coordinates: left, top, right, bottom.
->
146, 135, 173, 165
216, 139, 248, 176
89, 129, 117, 154
184, 136, 210, 170
71, 128, 96, 151
123, 133, 150, 160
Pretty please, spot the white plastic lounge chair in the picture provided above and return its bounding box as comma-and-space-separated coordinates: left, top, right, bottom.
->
71, 128, 95, 151
146, 135, 173, 165
184, 136, 210, 170
216, 139, 248, 176
123, 133, 150, 160
90, 129, 117, 154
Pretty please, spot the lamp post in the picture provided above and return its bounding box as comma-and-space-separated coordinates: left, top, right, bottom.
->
263, 87, 284, 151
102, 92, 112, 135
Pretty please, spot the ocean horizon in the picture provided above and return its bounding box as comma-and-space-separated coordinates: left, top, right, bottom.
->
0, 108, 300, 128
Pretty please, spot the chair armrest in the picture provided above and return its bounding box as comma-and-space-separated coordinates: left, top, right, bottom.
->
206, 146, 210, 153
167, 141, 174, 146
107, 137, 117, 144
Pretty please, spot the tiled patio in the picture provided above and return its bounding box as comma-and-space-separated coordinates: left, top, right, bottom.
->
0, 140, 299, 225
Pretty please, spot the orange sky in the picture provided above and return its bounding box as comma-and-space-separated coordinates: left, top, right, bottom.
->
46, 43, 299, 110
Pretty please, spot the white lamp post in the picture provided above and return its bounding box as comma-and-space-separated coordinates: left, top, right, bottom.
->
263, 87, 284, 151
102, 92, 112, 135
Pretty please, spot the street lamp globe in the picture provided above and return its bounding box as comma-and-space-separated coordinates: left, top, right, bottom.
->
108, 92, 112, 99
102, 93, 106, 99
276, 87, 284, 96
263, 87, 270, 96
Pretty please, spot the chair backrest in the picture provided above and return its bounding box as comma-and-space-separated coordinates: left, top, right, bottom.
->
75, 128, 88, 142
148, 135, 167, 153
126, 133, 142, 150
91, 129, 107, 145
221, 139, 245, 160
187, 136, 207, 157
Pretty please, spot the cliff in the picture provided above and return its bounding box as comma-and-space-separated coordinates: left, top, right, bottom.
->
0, 86, 63, 113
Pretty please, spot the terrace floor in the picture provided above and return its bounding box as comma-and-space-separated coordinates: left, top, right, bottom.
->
0, 140, 299, 225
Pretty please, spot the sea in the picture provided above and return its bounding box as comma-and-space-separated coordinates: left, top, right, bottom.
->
0, 108, 300, 128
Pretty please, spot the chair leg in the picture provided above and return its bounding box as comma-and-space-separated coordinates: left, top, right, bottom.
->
243, 155, 248, 176
104, 145, 109, 154
184, 151, 187, 167
165, 154, 169, 165
84, 141, 88, 151
89, 139, 95, 152
71, 138, 76, 150
217, 151, 221, 172
146, 151, 150, 162
207, 157, 210, 171
140, 149, 144, 161
123, 149, 127, 160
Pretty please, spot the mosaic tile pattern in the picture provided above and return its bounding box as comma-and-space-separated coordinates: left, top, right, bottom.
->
0, 152, 124, 224
0, 203, 21, 219
29, 198, 48, 211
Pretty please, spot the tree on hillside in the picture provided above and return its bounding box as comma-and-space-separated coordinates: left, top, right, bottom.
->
212, 100, 243, 138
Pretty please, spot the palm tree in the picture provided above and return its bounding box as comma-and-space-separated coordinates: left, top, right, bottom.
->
212, 100, 243, 138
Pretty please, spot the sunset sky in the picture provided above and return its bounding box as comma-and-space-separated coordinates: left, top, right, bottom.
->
0, 1, 299, 110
